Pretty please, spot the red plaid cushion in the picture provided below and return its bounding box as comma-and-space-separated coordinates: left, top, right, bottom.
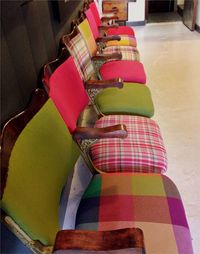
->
102, 46, 140, 61
90, 115, 167, 173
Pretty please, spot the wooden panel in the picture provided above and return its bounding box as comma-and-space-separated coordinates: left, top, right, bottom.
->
103, 0, 128, 21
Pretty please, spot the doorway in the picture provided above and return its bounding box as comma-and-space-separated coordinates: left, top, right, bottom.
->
146, 0, 182, 23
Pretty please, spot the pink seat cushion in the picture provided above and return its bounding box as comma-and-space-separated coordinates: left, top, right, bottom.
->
89, 115, 167, 173
100, 60, 146, 83
107, 26, 135, 37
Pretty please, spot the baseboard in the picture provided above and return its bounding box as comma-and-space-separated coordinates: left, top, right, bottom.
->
126, 21, 146, 26
195, 24, 200, 33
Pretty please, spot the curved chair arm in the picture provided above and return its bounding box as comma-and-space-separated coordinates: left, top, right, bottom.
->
84, 78, 123, 89
92, 52, 122, 61
96, 35, 121, 43
74, 124, 128, 140
53, 228, 145, 254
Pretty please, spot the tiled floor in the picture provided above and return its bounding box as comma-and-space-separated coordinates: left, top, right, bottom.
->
65, 22, 200, 253
134, 22, 200, 253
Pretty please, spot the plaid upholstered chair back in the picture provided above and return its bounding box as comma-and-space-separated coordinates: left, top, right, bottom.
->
62, 28, 96, 81
48, 56, 90, 133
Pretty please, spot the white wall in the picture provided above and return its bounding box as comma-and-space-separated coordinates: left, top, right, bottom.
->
196, 0, 200, 26
128, 0, 145, 22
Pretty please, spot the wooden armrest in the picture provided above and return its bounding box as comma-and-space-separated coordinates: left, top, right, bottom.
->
96, 35, 121, 43
74, 124, 128, 140
92, 53, 122, 61
98, 24, 119, 30
85, 78, 123, 89
53, 228, 145, 253
101, 16, 119, 22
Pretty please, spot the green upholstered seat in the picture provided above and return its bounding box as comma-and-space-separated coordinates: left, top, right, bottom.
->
1, 99, 80, 246
95, 83, 154, 117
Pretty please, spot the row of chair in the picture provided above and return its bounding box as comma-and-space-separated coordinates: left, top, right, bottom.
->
1, 0, 194, 253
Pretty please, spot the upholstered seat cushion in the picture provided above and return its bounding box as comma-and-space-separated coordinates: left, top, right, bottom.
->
105, 35, 137, 47
100, 61, 146, 83
107, 26, 135, 36
102, 46, 140, 61
95, 82, 154, 117
76, 173, 193, 254
89, 115, 167, 173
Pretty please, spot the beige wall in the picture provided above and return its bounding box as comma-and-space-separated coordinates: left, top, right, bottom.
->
128, 0, 145, 22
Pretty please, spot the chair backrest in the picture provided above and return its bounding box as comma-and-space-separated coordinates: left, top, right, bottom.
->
89, 1, 102, 26
62, 29, 96, 81
49, 56, 90, 133
43, 48, 71, 90
1, 89, 80, 247
85, 8, 100, 40
78, 19, 98, 57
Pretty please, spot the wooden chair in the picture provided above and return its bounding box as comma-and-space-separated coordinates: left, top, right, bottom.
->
43, 48, 154, 118
44, 55, 167, 174
0, 89, 145, 253
1, 89, 193, 254
85, 0, 135, 36
61, 27, 146, 84
82, 4, 138, 48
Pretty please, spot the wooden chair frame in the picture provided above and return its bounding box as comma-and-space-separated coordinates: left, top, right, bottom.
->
1, 89, 145, 253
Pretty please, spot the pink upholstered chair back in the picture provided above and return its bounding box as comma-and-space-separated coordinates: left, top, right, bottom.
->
49, 56, 89, 133
85, 8, 100, 40
89, 2, 102, 27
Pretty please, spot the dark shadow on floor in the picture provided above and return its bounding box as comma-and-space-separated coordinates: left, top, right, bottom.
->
148, 12, 182, 23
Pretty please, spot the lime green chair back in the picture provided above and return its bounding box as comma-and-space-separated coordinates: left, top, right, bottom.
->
1, 90, 80, 247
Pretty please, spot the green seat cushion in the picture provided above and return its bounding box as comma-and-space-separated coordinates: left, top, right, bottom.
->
1, 99, 80, 245
95, 83, 154, 117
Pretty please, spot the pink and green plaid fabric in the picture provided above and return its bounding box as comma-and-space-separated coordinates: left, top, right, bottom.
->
76, 173, 193, 254
66, 33, 95, 81
102, 46, 140, 61
89, 115, 167, 173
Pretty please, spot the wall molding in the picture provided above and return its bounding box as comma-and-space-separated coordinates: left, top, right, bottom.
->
126, 21, 146, 26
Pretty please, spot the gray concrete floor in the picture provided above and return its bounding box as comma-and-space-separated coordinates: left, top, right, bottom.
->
65, 22, 200, 254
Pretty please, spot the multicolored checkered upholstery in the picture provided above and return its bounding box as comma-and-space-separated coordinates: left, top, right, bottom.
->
102, 46, 140, 61
105, 35, 137, 48
76, 173, 193, 254
66, 33, 95, 81
89, 115, 167, 173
